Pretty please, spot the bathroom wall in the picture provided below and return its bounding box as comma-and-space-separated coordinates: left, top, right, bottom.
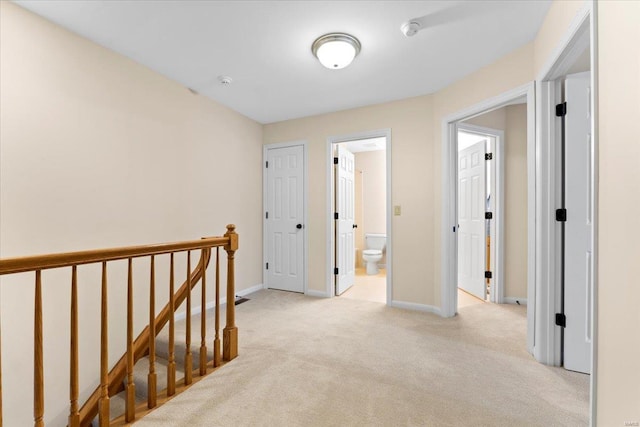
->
354, 150, 387, 266
354, 167, 364, 268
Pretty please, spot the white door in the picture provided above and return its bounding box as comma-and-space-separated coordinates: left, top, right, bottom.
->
563, 71, 592, 374
266, 145, 304, 293
458, 140, 486, 300
335, 145, 356, 295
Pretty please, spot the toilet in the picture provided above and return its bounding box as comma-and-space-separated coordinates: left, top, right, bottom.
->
362, 233, 386, 275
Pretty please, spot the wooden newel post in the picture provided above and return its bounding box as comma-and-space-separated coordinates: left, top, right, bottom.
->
223, 224, 239, 361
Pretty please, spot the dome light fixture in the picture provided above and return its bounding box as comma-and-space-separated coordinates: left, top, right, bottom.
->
312, 33, 361, 70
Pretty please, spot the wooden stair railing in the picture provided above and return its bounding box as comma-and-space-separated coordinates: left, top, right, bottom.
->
0, 225, 239, 426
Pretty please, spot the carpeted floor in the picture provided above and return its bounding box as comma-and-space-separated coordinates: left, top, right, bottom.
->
137, 289, 590, 426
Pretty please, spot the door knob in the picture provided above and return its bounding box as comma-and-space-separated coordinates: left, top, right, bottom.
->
352, 224, 358, 229
296, 224, 303, 229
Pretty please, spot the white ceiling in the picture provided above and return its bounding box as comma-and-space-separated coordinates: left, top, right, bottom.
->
14, 1, 552, 124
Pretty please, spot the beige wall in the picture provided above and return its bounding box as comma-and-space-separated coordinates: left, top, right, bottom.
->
463, 105, 528, 300
264, 43, 534, 308
355, 149, 387, 243
2, 0, 638, 423
354, 149, 387, 267
534, 0, 587, 76
503, 105, 528, 299
464, 108, 507, 131
264, 95, 433, 304
596, 1, 640, 424
0, 3, 263, 425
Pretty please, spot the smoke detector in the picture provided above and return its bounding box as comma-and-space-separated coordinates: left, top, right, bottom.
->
218, 75, 233, 85
401, 21, 421, 37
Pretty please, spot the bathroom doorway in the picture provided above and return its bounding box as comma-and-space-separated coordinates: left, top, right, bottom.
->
326, 130, 391, 304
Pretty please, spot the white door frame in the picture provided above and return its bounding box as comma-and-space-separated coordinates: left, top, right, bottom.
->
535, 3, 593, 367
326, 129, 392, 303
441, 82, 535, 352
457, 123, 505, 304
535, 2, 597, 423
263, 141, 309, 294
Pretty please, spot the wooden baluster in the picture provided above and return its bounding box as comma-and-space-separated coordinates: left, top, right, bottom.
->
167, 253, 176, 396
199, 248, 208, 375
34, 270, 44, 427
223, 225, 239, 361
125, 259, 135, 422
213, 248, 221, 367
69, 266, 80, 427
148, 256, 157, 409
184, 251, 193, 385
98, 263, 109, 426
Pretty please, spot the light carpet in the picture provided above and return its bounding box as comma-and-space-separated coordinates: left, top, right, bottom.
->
137, 289, 589, 426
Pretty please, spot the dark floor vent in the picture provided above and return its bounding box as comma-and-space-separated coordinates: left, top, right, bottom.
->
235, 296, 250, 306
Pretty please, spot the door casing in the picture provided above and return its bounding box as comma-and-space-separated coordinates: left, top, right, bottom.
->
263, 141, 309, 294
326, 129, 392, 301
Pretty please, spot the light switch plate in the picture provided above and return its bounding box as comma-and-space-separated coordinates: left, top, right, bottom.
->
394, 205, 401, 216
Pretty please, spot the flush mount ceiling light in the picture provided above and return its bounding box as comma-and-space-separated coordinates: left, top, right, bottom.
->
312, 33, 361, 70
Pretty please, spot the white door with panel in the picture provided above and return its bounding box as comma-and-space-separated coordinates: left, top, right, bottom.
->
266, 145, 304, 293
458, 140, 486, 300
335, 145, 356, 295
563, 71, 592, 374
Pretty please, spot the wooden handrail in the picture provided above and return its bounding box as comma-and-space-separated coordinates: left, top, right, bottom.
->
0, 226, 237, 426
0, 236, 228, 275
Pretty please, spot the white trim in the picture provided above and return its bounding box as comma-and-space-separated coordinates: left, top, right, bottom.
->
390, 300, 442, 316
456, 123, 505, 305
589, 2, 599, 423
534, 2, 596, 424
175, 283, 265, 321
504, 297, 528, 306
237, 283, 266, 297
326, 129, 392, 304
263, 141, 309, 294
535, 2, 594, 369
526, 82, 536, 355
536, 3, 592, 82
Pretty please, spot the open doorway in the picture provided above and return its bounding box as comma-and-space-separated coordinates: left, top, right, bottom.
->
326, 130, 391, 304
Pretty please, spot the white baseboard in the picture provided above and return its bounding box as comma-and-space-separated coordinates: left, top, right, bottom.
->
390, 300, 442, 316
175, 283, 264, 321
237, 283, 265, 297
305, 289, 330, 298
504, 297, 527, 306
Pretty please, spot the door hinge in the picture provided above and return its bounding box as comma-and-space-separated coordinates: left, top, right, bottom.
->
265, 211, 269, 219
484, 271, 492, 279
556, 208, 567, 222
333, 157, 339, 165
334, 212, 339, 220
555, 102, 567, 117
485, 153, 493, 160
555, 313, 566, 328
266, 262, 269, 270
265, 161, 269, 168
334, 267, 339, 275
485, 212, 493, 220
